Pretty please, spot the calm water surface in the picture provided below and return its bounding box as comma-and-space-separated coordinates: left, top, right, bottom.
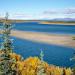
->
14, 22, 75, 34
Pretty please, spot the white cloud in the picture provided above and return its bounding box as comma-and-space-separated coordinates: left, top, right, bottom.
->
63, 8, 75, 14
43, 8, 75, 15
43, 10, 58, 15
8, 13, 33, 20
41, 8, 75, 19
0, 8, 75, 20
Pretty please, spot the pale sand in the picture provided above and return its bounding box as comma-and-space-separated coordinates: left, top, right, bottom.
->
8, 30, 75, 48
0, 30, 75, 47
39, 22, 75, 25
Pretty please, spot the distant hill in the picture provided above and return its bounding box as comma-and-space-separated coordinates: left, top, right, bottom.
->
0, 18, 75, 23
52, 18, 75, 22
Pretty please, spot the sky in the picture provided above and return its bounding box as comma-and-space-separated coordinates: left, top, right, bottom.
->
0, 0, 75, 19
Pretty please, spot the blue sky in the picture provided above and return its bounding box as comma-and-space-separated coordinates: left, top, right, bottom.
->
0, 0, 75, 19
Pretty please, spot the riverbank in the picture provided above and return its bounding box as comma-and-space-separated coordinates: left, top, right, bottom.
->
10, 30, 75, 48
0, 30, 75, 47
39, 21, 75, 25
0, 19, 75, 25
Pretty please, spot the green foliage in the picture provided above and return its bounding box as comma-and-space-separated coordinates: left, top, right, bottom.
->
40, 49, 44, 62
0, 13, 16, 75
37, 49, 46, 75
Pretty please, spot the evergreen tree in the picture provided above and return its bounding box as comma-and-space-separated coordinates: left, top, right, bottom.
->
40, 49, 44, 62
0, 13, 16, 75
37, 49, 46, 75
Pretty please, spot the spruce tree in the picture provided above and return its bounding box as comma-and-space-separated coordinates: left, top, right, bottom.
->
0, 13, 15, 75
37, 49, 46, 75
40, 49, 44, 62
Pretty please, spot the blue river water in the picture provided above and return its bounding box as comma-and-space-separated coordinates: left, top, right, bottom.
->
0, 22, 75, 67
14, 22, 75, 34
13, 37, 75, 67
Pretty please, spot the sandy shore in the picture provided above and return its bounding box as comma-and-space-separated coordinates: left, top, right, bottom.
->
39, 22, 75, 25
0, 30, 75, 47
8, 30, 75, 48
